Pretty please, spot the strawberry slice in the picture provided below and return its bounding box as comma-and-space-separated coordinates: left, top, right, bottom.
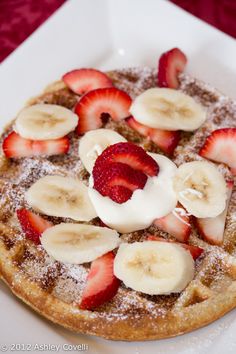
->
17, 209, 53, 244
62, 68, 113, 95
194, 180, 233, 245
147, 235, 203, 260
80, 252, 120, 310
94, 142, 159, 177
108, 185, 133, 204
126, 116, 180, 155
157, 48, 187, 89
181, 243, 204, 260
93, 162, 147, 203
75, 87, 132, 134
149, 128, 180, 156
199, 128, 236, 175
126, 116, 150, 136
3, 132, 69, 158
153, 203, 191, 243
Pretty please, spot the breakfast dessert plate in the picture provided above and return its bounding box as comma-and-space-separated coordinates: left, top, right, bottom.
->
0, 0, 236, 353
1, 49, 236, 339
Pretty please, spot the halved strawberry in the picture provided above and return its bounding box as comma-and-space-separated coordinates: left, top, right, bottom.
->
62, 68, 113, 95
79, 252, 120, 310
149, 128, 180, 156
17, 208, 53, 244
94, 142, 159, 177
126, 116, 150, 136
147, 235, 203, 260
108, 185, 133, 204
153, 203, 191, 242
75, 87, 132, 134
125, 116, 180, 155
181, 243, 204, 260
199, 128, 236, 175
157, 48, 187, 89
194, 180, 234, 245
3, 132, 69, 158
93, 162, 147, 203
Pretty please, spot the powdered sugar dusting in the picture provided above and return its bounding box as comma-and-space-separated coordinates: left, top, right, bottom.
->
109, 66, 157, 98
52, 263, 89, 304
62, 263, 88, 283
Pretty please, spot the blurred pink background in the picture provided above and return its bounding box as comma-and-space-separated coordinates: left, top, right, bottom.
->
0, 0, 235, 63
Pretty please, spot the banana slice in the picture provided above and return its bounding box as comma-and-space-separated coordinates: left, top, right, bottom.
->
26, 175, 96, 221
79, 129, 126, 173
114, 241, 194, 295
129, 88, 206, 131
173, 161, 227, 218
41, 223, 120, 264
14, 104, 78, 140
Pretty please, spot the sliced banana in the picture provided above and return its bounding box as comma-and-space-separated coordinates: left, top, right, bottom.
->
14, 104, 78, 140
129, 88, 206, 131
173, 161, 227, 218
41, 223, 120, 264
79, 129, 126, 173
26, 175, 96, 221
114, 241, 194, 295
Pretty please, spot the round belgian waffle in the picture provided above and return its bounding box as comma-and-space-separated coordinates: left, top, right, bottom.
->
0, 67, 236, 341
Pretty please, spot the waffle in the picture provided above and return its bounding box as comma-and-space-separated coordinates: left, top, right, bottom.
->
0, 67, 236, 341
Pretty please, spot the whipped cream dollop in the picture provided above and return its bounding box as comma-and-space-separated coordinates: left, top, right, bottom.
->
88, 153, 178, 233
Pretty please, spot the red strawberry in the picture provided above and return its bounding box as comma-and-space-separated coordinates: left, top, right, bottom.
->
147, 235, 203, 260
149, 128, 180, 155
157, 48, 187, 89
17, 209, 53, 244
199, 128, 236, 175
181, 243, 204, 260
75, 87, 132, 134
125, 116, 180, 155
194, 180, 233, 245
80, 252, 120, 310
3, 132, 69, 158
108, 185, 133, 204
126, 116, 150, 136
93, 162, 147, 203
62, 68, 113, 95
94, 142, 159, 177
153, 203, 191, 242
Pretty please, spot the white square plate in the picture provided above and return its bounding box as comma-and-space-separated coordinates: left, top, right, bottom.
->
0, 0, 236, 353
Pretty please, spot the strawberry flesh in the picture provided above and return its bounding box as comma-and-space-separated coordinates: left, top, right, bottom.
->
181, 243, 204, 260
147, 235, 203, 260
62, 68, 113, 95
108, 185, 133, 204
199, 128, 236, 175
126, 116, 180, 155
157, 47, 187, 89
154, 203, 191, 243
94, 142, 159, 177
3, 132, 69, 158
17, 209, 53, 244
75, 87, 132, 134
93, 161, 147, 203
149, 128, 180, 156
79, 252, 120, 310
